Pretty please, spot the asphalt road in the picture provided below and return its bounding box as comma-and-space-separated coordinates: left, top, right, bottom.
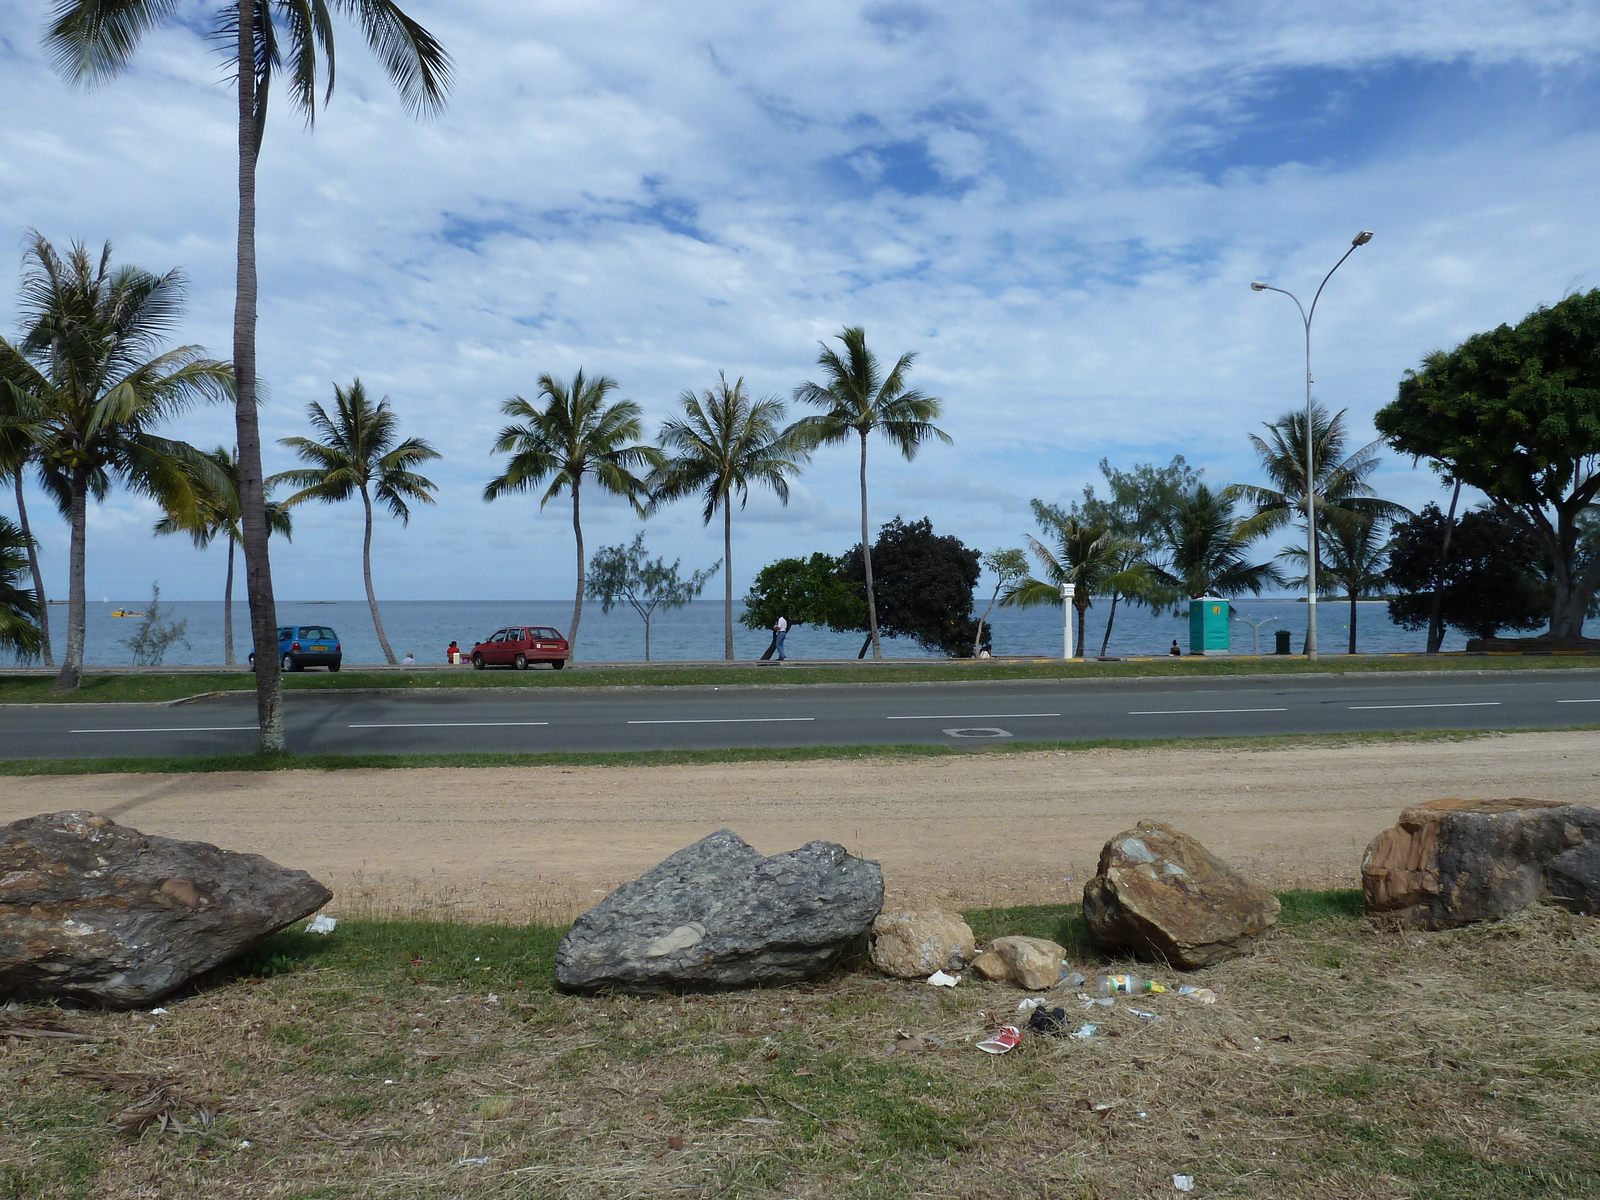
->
5, 669, 1600, 759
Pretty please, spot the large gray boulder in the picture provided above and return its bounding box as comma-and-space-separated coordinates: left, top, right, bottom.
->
0, 811, 332, 1008
1363, 798, 1600, 927
556, 829, 883, 992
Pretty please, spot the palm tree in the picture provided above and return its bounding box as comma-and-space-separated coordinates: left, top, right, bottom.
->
1152, 483, 1282, 601
275, 381, 438, 664
649, 373, 808, 659
0, 515, 45, 662
792, 327, 949, 659
48, 1, 450, 749
1280, 514, 1390, 654
155, 447, 292, 666
0, 380, 53, 665
0, 234, 232, 693
485, 371, 658, 656
999, 501, 1150, 659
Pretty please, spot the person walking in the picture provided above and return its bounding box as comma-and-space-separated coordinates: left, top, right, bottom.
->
773, 614, 789, 662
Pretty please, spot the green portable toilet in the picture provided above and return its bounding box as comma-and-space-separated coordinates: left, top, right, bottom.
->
1188, 596, 1230, 656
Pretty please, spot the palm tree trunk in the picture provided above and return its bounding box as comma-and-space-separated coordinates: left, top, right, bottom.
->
1348, 589, 1358, 655
568, 480, 584, 655
233, 1, 286, 752
723, 499, 733, 660
859, 431, 881, 659
1100, 593, 1120, 657
360, 486, 397, 664
13, 472, 52, 666
1076, 601, 1088, 660
1426, 479, 1462, 653
49, 471, 87, 693
223, 538, 236, 666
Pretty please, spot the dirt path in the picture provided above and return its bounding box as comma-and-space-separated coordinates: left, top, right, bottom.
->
5, 731, 1596, 921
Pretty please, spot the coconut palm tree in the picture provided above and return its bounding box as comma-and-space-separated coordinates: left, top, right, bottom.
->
0, 515, 45, 662
792, 327, 949, 659
1280, 513, 1390, 654
0, 382, 53, 665
485, 371, 658, 656
47, 0, 450, 749
155, 447, 292, 666
1151, 483, 1282, 601
999, 501, 1150, 659
649, 373, 808, 659
275, 381, 438, 664
0, 234, 231, 692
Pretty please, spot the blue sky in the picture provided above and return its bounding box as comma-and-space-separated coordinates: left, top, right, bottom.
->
3, 0, 1600, 603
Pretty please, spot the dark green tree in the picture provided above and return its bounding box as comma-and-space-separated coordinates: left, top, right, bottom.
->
740, 553, 865, 644
1375, 289, 1600, 640
48, 0, 451, 749
839, 516, 981, 658
1386, 504, 1551, 643
0, 515, 44, 662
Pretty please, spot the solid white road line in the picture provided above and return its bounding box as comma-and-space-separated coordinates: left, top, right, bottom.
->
627, 717, 815, 724
1127, 707, 1288, 715
348, 721, 550, 728
1346, 702, 1501, 710
70, 725, 258, 734
1557, 698, 1600, 704
885, 712, 1060, 720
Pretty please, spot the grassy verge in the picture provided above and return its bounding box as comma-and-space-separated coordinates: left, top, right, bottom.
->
4, 892, 1595, 1199
4, 652, 1599, 704
0, 725, 1560, 777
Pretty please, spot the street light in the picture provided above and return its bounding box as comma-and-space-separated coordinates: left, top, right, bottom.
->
1249, 230, 1373, 661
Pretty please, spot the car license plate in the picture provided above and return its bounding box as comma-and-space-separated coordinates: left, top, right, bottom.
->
309, 645, 328, 652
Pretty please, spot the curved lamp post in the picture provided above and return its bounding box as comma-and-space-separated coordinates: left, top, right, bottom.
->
1250, 230, 1373, 661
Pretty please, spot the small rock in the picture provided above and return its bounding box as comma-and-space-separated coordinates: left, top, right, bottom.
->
1362, 798, 1600, 927
971, 935, 1066, 990
555, 829, 883, 992
0, 811, 332, 1008
1082, 821, 1279, 968
869, 910, 975, 978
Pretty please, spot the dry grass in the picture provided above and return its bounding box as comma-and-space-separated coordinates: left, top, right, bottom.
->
3, 895, 1598, 1200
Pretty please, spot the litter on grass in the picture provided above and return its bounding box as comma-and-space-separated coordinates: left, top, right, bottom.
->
1080, 995, 1115, 1010
1129, 1008, 1163, 1022
1178, 986, 1217, 1004
1026, 1007, 1072, 1036
976, 1025, 1023, 1054
927, 970, 961, 987
305, 914, 338, 935
1069, 1023, 1097, 1040
1017, 997, 1049, 1012
1173, 1174, 1196, 1192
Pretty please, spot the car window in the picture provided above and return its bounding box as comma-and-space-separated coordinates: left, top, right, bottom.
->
535, 627, 561, 640
489, 630, 506, 642
278, 628, 292, 641
298, 627, 336, 641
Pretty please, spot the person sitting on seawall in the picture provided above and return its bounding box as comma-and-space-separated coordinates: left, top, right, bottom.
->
1169, 639, 1182, 657
446, 640, 460, 665
402, 651, 416, 665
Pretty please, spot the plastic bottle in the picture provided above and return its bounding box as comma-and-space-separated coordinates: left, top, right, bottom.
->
1091, 973, 1167, 997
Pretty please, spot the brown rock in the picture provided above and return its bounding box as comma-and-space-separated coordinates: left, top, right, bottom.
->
1362, 797, 1600, 928
0, 811, 333, 1008
869, 910, 975, 978
1083, 821, 1280, 968
970, 935, 1066, 990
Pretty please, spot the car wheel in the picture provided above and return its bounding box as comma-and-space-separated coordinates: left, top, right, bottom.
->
282, 653, 298, 673
514, 653, 528, 671
472, 653, 485, 671
551, 659, 566, 671
328, 660, 341, 673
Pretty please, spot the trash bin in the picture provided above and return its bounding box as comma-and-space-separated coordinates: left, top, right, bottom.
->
1188, 597, 1230, 656
1274, 629, 1292, 655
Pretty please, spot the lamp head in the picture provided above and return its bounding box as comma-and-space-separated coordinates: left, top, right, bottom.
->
1250, 281, 1268, 291
1352, 230, 1374, 246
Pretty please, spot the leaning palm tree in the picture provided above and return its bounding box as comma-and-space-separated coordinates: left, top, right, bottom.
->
156, 447, 292, 666
1280, 513, 1390, 654
649, 373, 809, 659
0, 234, 232, 692
1151, 483, 1282, 601
999, 501, 1150, 659
485, 370, 658, 655
792, 327, 949, 659
0, 515, 45, 663
275, 381, 438, 665
47, 0, 450, 749
0, 379, 53, 664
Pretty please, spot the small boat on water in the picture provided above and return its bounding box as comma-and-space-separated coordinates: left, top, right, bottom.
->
110, 610, 145, 618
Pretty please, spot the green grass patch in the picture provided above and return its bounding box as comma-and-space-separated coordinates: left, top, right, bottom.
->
4, 652, 1599, 705
1276, 888, 1366, 925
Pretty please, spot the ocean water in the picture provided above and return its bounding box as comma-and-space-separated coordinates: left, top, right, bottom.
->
17, 595, 1595, 667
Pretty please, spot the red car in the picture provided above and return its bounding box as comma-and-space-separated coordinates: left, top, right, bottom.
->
470, 626, 568, 670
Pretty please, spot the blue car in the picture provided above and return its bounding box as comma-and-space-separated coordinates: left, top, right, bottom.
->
249, 624, 343, 672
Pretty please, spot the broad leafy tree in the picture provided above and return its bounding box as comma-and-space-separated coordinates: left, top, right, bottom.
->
1001, 501, 1149, 659
484, 371, 658, 656
792, 327, 949, 659
649, 373, 807, 659
0, 515, 45, 662
1151, 483, 1281, 602
1375, 289, 1600, 640
276, 381, 438, 664
47, 0, 451, 746
840, 517, 982, 658
740, 553, 865, 641
1386, 504, 1551, 643
586, 532, 718, 661
0, 235, 230, 692
156, 446, 292, 666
